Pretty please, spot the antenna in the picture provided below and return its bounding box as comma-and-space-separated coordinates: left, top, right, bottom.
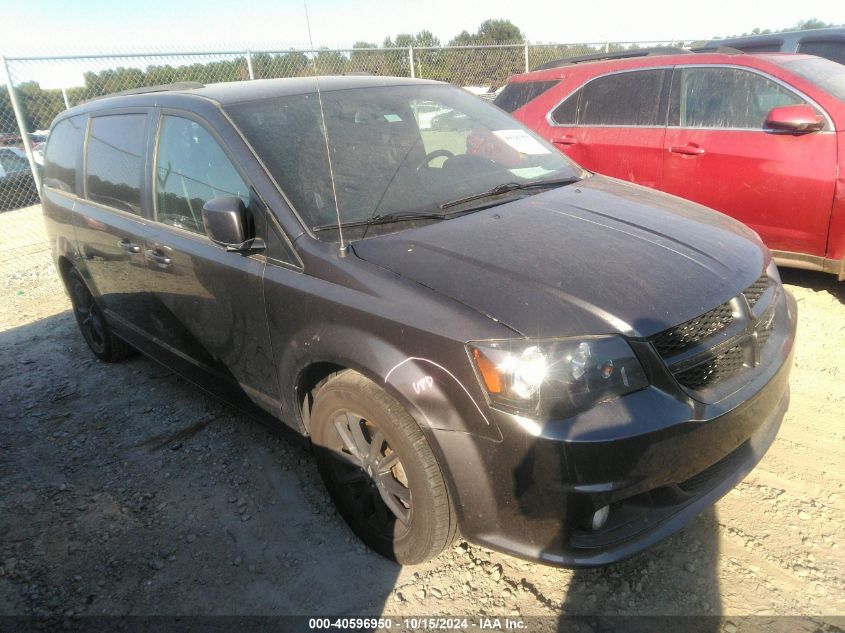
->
303, 0, 347, 257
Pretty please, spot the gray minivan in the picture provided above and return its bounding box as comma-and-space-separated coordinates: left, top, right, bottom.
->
41, 76, 797, 567
698, 27, 845, 64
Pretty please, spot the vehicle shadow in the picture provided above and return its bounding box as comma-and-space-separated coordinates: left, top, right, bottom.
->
0, 310, 401, 618
779, 267, 844, 304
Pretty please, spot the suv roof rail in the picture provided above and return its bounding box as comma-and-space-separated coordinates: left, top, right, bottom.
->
85, 81, 205, 103
533, 46, 691, 71
690, 45, 747, 55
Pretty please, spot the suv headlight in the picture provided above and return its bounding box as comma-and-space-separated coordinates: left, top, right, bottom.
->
467, 336, 648, 420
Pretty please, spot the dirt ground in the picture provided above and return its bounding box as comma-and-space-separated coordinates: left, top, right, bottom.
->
1, 205, 843, 629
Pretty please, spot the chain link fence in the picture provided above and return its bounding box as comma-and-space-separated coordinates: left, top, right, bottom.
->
0, 39, 694, 276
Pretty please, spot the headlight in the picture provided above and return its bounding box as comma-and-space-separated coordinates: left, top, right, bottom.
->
467, 336, 648, 419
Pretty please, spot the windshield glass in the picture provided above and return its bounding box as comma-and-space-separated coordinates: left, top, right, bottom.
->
775, 55, 845, 102
226, 84, 585, 238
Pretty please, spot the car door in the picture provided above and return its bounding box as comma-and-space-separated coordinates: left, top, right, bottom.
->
661, 65, 837, 256
73, 110, 157, 342
544, 68, 670, 189
143, 111, 280, 414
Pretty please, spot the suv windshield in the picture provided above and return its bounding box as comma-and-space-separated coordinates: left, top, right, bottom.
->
775, 55, 845, 102
226, 83, 584, 239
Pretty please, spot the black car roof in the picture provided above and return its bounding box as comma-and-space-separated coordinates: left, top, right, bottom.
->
61, 75, 444, 118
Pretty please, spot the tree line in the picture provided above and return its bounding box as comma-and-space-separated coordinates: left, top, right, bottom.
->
1, 17, 841, 135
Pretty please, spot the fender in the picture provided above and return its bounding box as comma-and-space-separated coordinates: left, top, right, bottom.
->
278, 322, 502, 442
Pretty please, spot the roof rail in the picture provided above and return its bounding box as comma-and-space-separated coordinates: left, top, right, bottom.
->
533, 46, 691, 71
690, 45, 747, 55
85, 81, 205, 103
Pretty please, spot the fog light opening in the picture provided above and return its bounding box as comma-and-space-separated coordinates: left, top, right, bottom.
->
591, 505, 610, 531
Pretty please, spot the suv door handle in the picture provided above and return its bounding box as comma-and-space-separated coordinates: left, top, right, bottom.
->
669, 144, 705, 156
553, 135, 578, 146
145, 248, 172, 269
118, 239, 141, 254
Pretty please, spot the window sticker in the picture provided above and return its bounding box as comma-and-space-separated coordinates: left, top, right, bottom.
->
509, 166, 556, 179
492, 129, 551, 155
384, 114, 403, 122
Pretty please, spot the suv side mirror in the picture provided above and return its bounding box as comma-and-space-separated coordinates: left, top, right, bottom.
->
202, 196, 265, 253
764, 104, 825, 134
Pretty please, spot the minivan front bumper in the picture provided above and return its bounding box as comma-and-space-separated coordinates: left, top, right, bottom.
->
430, 290, 796, 567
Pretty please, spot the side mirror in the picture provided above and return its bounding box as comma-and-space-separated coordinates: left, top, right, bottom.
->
202, 196, 265, 253
764, 104, 825, 134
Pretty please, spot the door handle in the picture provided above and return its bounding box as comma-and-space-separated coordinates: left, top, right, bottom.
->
145, 248, 172, 268
669, 144, 705, 156
118, 239, 141, 254
553, 135, 578, 146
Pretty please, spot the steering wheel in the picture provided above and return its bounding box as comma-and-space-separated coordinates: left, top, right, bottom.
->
417, 149, 454, 170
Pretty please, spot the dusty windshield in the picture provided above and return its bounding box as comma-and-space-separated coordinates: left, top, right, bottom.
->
226, 83, 585, 239
776, 55, 845, 102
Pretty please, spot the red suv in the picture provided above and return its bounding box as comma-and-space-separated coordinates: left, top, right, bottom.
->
498, 50, 845, 279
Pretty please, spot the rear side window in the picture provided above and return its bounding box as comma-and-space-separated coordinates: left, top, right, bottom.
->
494, 80, 559, 113
154, 116, 250, 235
552, 70, 665, 126
43, 115, 85, 193
86, 114, 147, 214
797, 40, 845, 65
670, 67, 807, 129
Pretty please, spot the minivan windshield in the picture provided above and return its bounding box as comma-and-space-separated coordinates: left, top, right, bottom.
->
226, 84, 585, 238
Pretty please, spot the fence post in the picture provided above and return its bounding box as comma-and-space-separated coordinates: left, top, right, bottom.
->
1, 56, 41, 193
246, 50, 255, 80
524, 42, 530, 72
408, 46, 415, 79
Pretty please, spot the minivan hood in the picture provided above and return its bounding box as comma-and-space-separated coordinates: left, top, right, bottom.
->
353, 175, 767, 338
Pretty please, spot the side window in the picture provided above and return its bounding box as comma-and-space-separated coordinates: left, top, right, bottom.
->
550, 89, 580, 125
493, 80, 560, 113
86, 114, 147, 214
155, 116, 250, 235
43, 115, 85, 193
579, 70, 665, 126
798, 40, 845, 65
672, 67, 807, 129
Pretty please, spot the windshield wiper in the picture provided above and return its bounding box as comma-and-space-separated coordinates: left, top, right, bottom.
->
312, 212, 447, 233
439, 176, 582, 210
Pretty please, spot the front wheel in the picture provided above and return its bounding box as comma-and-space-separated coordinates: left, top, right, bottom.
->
66, 268, 134, 362
310, 370, 456, 565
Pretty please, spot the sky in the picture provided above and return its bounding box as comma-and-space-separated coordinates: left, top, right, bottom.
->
2, 0, 844, 55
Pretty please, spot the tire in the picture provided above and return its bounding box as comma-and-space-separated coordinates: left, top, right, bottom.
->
66, 268, 134, 362
310, 370, 457, 565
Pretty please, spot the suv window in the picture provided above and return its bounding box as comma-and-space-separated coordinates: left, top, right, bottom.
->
494, 80, 560, 113
86, 114, 147, 214
551, 70, 665, 126
670, 67, 806, 129
155, 116, 250, 235
43, 115, 85, 193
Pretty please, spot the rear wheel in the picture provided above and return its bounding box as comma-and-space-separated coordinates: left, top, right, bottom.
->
66, 268, 134, 362
310, 370, 456, 565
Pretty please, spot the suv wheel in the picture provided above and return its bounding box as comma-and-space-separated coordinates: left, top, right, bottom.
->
66, 268, 134, 362
311, 370, 456, 564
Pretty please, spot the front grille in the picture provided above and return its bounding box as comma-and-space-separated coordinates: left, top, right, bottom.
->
652, 303, 734, 356
651, 271, 778, 392
743, 272, 769, 307
674, 344, 746, 390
